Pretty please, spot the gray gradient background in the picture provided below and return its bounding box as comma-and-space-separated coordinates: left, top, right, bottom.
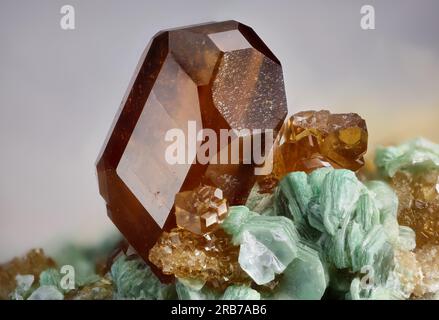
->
1, 0, 438, 262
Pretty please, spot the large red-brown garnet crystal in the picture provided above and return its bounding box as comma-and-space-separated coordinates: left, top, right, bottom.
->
96, 21, 287, 268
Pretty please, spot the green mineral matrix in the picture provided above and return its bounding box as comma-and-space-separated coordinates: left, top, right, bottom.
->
1, 20, 439, 300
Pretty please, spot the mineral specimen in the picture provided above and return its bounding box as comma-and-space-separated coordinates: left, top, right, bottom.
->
376, 138, 439, 247
260, 110, 368, 191
148, 227, 249, 289
175, 279, 221, 300
376, 138, 439, 177
415, 244, 439, 296
27, 286, 64, 300
67, 276, 114, 300
221, 205, 328, 299
175, 185, 228, 235
110, 254, 176, 300
0, 249, 55, 300
96, 20, 287, 267
267, 243, 328, 300
276, 169, 400, 293
222, 206, 300, 285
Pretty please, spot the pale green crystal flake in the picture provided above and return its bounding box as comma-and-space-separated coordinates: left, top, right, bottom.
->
27, 286, 64, 300
221, 285, 260, 300
11, 274, 35, 300
376, 137, 439, 177
276, 168, 402, 294
269, 244, 328, 300
110, 255, 176, 300
222, 206, 300, 285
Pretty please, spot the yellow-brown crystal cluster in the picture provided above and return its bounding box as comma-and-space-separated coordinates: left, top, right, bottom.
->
279, 110, 367, 174
0, 249, 55, 299
175, 185, 228, 235
259, 110, 368, 192
392, 169, 439, 247
148, 228, 249, 289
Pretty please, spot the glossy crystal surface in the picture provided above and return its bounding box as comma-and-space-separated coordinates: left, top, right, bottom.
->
175, 185, 228, 235
148, 228, 249, 289
96, 21, 287, 267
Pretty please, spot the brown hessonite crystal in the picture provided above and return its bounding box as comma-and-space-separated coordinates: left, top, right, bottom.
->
392, 169, 439, 247
175, 185, 228, 235
96, 20, 287, 271
259, 110, 368, 191
149, 228, 249, 289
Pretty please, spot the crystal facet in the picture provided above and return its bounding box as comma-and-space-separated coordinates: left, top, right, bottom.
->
392, 169, 439, 247
260, 110, 368, 191
96, 21, 287, 269
148, 228, 249, 289
175, 185, 228, 235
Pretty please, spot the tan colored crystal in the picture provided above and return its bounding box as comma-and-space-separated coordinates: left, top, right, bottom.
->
392, 169, 439, 247
280, 110, 367, 172
258, 110, 368, 191
175, 185, 228, 235
148, 228, 249, 289
394, 249, 422, 297
415, 244, 439, 296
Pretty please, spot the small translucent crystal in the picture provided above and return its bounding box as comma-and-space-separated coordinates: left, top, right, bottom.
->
222, 206, 300, 285
149, 228, 249, 289
276, 168, 399, 289
175, 185, 229, 235
110, 254, 176, 300
259, 110, 368, 192
0, 249, 55, 300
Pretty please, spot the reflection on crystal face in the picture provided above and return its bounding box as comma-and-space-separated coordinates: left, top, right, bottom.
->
96, 21, 287, 275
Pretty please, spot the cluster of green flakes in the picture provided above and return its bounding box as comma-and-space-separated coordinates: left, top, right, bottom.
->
2, 137, 439, 300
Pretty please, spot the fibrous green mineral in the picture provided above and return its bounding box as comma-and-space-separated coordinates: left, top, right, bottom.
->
222, 205, 328, 299
27, 285, 64, 300
222, 206, 300, 285
268, 243, 328, 300
222, 285, 260, 300
110, 254, 176, 300
375, 137, 439, 177
276, 168, 410, 297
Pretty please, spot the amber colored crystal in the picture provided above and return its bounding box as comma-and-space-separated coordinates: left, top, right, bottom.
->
258, 110, 367, 192
96, 20, 287, 272
175, 185, 228, 235
0, 249, 55, 299
148, 228, 249, 289
392, 169, 439, 247
394, 249, 422, 297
